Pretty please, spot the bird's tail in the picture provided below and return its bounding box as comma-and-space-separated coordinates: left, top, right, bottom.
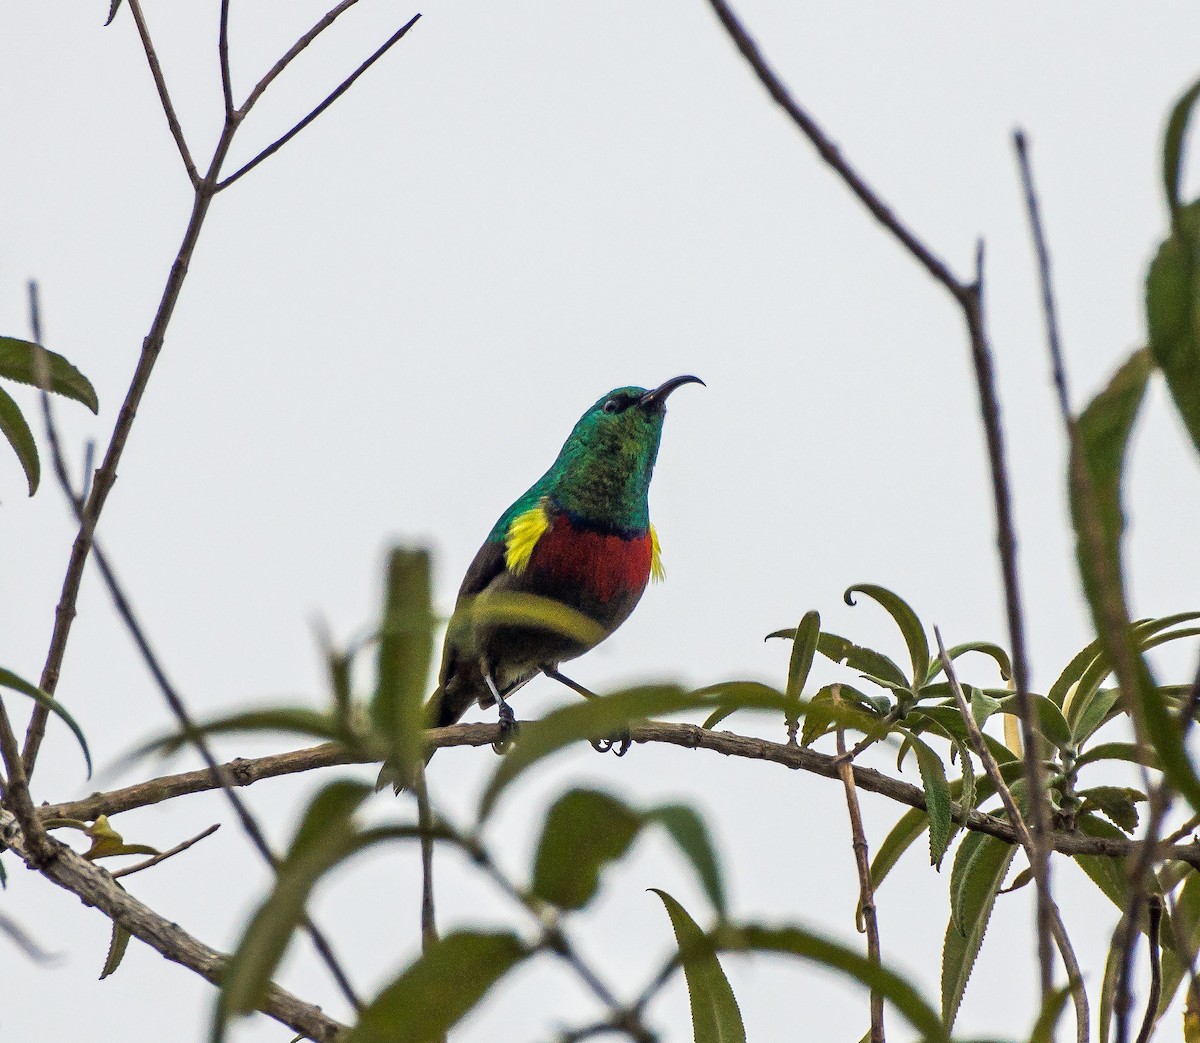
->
375, 686, 455, 794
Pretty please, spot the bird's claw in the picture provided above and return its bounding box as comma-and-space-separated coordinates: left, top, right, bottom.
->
492, 700, 519, 754
590, 729, 631, 757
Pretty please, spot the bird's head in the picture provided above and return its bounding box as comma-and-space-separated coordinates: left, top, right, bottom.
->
548, 375, 704, 526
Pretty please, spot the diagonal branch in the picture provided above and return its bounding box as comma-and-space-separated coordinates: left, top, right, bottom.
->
0, 809, 343, 1043
219, 0, 234, 119
125, 0, 199, 185
705, 0, 1054, 998
219, 13, 421, 190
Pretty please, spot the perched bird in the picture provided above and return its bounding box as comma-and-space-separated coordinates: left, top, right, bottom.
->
429, 375, 703, 738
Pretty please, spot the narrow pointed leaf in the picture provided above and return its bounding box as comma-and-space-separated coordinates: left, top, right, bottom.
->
807, 630, 908, 689
995, 693, 1073, 750
1028, 984, 1074, 1043
901, 731, 952, 867
652, 890, 745, 1043
345, 931, 529, 1043
373, 547, 434, 789
942, 833, 1017, 1029
925, 642, 1012, 685
531, 789, 641, 910
1075, 740, 1159, 771
0, 386, 38, 494
845, 584, 929, 686
0, 665, 91, 775
784, 611, 820, 736
1074, 813, 1129, 911
215, 781, 370, 1038
647, 804, 727, 917
100, 923, 132, 979
1163, 76, 1200, 215
0, 337, 99, 412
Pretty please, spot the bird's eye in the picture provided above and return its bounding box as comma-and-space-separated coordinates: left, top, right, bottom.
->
602, 398, 621, 414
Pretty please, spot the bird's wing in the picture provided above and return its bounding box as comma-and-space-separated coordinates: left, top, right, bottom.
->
457, 539, 507, 598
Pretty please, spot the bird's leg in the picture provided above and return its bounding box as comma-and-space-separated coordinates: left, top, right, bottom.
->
541, 665, 631, 757
482, 662, 518, 754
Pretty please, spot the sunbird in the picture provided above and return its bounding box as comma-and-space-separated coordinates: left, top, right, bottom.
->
430, 375, 704, 740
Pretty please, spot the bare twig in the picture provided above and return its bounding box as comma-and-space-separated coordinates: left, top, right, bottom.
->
125, 0, 199, 185
0, 695, 50, 862
938, 627, 1089, 1042
238, 0, 363, 115
219, 0, 234, 119
835, 697, 884, 1043
111, 822, 220, 879
0, 809, 343, 1042
218, 13, 421, 190
1134, 897, 1164, 1043
0, 911, 59, 964
705, 0, 1053, 997
41, 722, 1200, 867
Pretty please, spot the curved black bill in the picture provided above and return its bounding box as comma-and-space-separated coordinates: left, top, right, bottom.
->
638, 374, 705, 410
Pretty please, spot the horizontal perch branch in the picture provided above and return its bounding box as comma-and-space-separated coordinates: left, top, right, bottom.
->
41, 720, 1200, 867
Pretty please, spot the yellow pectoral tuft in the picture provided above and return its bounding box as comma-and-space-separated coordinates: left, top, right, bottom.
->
650, 524, 665, 583
505, 502, 551, 575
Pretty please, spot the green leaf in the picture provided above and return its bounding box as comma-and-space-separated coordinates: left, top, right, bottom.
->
700, 680, 792, 730
215, 781, 370, 1038
1163, 76, 1200, 215
139, 707, 347, 758
100, 922, 131, 980
971, 689, 1002, 730
1074, 813, 1129, 911
942, 833, 1017, 1029
784, 611, 820, 738
477, 684, 784, 820
373, 547, 434, 789
646, 805, 727, 918
0, 665, 91, 776
0, 337, 99, 412
1148, 208, 1200, 452
1027, 984, 1074, 1043
1157, 870, 1200, 1023
995, 693, 1073, 751
1077, 786, 1145, 835
531, 789, 641, 910
807, 631, 908, 689
844, 584, 929, 687
925, 641, 1012, 685
652, 890, 745, 1043
712, 922, 949, 1043
0, 386, 39, 494
345, 931, 529, 1043
1075, 740, 1159, 771
902, 731, 952, 867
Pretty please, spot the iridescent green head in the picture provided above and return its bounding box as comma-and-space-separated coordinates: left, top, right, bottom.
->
537, 375, 704, 531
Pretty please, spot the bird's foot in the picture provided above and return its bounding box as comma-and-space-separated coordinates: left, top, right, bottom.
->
492, 698, 519, 754
590, 729, 631, 757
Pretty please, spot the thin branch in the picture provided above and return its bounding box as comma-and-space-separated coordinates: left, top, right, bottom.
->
835, 695, 884, 1043
218, 13, 421, 191
219, 0, 234, 120
125, 0, 199, 185
704, 0, 965, 295
36, 393, 363, 1015
238, 0, 364, 116
706, 0, 1053, 999
0, 695, 50, 862
0, 809, 342, 1042
938, 627, 1089, 1042
412, 764, 438, 952
1134, 897, 1164, 1043
111, 822, 220, 879
41, 722, 1200, 867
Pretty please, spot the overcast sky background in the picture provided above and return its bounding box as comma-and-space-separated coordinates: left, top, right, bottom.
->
4, 3, 1200, 1041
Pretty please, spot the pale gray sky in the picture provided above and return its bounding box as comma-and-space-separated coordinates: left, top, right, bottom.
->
4, 3, 1200, 1040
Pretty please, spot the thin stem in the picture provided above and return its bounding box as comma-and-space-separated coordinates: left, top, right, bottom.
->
111, 823, 220, 879
125, 0, 199, 185
413, 764, 438, 952
0, 695, 50, 862
219, 13, 421, 191
835, 703, 884, 1043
